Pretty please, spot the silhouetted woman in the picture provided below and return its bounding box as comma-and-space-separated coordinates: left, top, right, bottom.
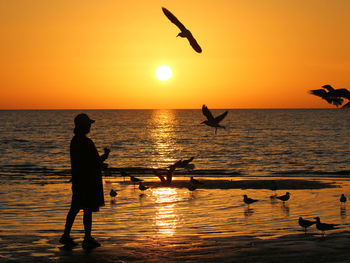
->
60, 113, 110, 249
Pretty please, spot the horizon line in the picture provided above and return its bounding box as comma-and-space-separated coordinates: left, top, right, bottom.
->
0, 107, 341, 111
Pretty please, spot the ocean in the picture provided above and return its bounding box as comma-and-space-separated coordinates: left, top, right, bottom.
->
1, 109, 350, 176
1, 109, 350, 261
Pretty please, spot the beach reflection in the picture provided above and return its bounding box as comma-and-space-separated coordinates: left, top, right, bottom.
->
152, 188, 180, 237
149, 110, 177, 167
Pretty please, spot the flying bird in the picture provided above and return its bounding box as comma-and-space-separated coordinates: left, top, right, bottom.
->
172, 157, 195, 171
314, 216, 339, 237
309, 85, 350, 108
162, 7, 202, 53
243, 195, 259, 206
298, 217, 316, 233
201, 104, 228, 134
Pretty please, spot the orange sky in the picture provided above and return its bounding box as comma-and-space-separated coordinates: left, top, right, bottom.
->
1, 0, 349, 109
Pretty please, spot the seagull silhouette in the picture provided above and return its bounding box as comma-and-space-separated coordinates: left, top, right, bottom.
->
314, 216, 339, 237
276, 192, 290, 204
162, 7, 202, 53
243, 195, 259, 207
340, 194, 347, 205
298, 217, 316, 233
201, 105, 228, 134
109, 189, 117, 198
172, 157, 195, 171
139, 182, 149, 191
309, 85, 350, 108
187, 183, 197, 191
130, 176, 142, 188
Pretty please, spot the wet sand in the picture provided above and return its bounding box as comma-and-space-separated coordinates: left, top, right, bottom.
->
2, 231, 350, 262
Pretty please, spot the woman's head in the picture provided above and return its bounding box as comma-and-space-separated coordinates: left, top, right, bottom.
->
73, 113, 95, 135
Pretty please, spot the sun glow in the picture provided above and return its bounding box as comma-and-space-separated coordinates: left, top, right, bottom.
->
155, 65, 172, 81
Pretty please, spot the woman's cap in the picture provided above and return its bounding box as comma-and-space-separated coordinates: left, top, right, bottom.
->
74, 113, 95, 126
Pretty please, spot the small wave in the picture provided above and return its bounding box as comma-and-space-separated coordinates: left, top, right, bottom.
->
107, 167, 241, 176
1, 138, 30, 144
271, 169, 350, 177
0, 164, 70, 176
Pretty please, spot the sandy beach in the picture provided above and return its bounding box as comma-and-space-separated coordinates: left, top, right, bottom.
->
2, 229, 350, 262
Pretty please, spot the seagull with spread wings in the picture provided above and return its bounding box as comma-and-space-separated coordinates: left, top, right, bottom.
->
309, 85, 350, 108
162, 7, 202, 53
201, 104, 228, 134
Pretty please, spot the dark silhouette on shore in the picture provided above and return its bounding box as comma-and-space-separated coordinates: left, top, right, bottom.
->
153, 164, 176, 185
314, 216, 339, 237
187, 183, 197, 191
162, 7, 202, 53
60, 113, 110, 249
340, 194, 347, 206
139, 182, 149, 191
201, 104, 228, 134
309, 85, 350, 108
298, 217, 316, 233
243, 195, 259, 207
110, 189, 117, 198
276, 192, 290, 204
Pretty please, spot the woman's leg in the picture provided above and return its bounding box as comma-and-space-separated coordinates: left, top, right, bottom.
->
63, 204, 80, 236
83, 209, 92, 238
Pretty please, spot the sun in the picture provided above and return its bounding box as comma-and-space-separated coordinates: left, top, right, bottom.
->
155, 65, 172, 81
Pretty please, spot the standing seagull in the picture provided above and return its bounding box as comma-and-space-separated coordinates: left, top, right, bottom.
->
298, 217, 316, 233
314, 217, 339, 237
201, 105, 228, 134
340, 194, 347, 206
187, 183, 197, 192
243, 195, 259, 207
276, 192, 290, 204
109, 189, 117, 198
130, 176, 142, 188
139, 182, 149, 191
162, 7, 202, 53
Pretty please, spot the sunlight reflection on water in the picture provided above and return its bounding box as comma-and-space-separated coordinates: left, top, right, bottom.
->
152, 188, 181, 237
1, 176, 350, 242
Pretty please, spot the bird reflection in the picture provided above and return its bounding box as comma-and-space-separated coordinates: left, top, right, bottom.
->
281, 204, 290, 217
340, 206, 346, 220
244, 207, 254, 218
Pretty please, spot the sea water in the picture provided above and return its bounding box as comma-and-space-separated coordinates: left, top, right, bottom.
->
1, 109, 350, 259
